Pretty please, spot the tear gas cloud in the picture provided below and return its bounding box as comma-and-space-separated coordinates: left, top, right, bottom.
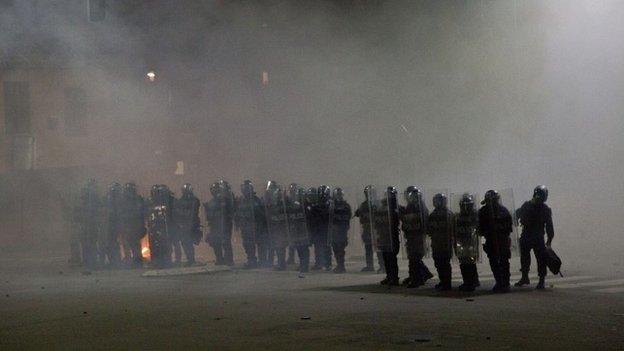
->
1, 0, 623, 273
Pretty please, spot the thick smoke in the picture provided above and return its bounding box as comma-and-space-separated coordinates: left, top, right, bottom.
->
1, 0, 623, 273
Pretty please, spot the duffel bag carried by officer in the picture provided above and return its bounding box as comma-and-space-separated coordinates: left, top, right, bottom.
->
544, 246, 563, 277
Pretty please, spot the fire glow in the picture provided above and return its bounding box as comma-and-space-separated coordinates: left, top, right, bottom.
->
141, 236, 151, 260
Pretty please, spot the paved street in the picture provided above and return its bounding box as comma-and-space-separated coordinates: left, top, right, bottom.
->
1, 254, 624, 350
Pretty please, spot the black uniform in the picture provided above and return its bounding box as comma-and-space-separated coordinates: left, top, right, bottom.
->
172, 193, 201, 266
428, 207, 454, 290
204, 194, 235, 266
286, 195, 311, 272
119, 187, 146, 267
478, 201, 513, 291
101, 185, 122, 267
399, 201, 432, 287
329, 198, 351, 273
309, 200, 332, 270
77, 183, 100, 270
146, 186, 174, 269
516, 201, 554, 279
235, 193, 267, 268
354, 201, 385, 272
454, 209, 480, 290
265, 195, 289, 270
373, 191, 400, 285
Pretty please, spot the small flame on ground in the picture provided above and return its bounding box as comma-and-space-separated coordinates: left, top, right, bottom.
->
141, 236, 151, 260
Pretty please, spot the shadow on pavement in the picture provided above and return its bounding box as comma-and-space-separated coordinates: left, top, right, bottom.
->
314, 283, 536, 299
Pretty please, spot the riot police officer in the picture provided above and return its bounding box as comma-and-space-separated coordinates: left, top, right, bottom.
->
478, 190, 513, 293
454, 193, 480, 292
354, 185, 385, 273
286, 183, 300, 265
515, 185, 554, 290
264, 181, 289, 270
309, 185, 332, 271
428, 193, 454, 291
77, 179, 101, 270
172, 183, 201, 266
286, 186, 311, 273
373, 187, 401, 286
101, 182, 122, 267
204, 180, 235, 266
328, 188, 352, 273
399, 186, 433, 288
119, 182, 146, 268
234, 180, 267, 269
146, 184, 174, 268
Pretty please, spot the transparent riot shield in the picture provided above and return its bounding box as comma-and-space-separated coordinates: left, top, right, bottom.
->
355, 187, 374, 264
326, 186, 353, 248
450, 192, 482, 264
146, 188, 173, 268
286, 188, 310, 247
425, 188, 452, 258
234, 184, 260, 255
370, 186, 397, 253
204, 181, 235, 265
423, 188, 452, 258
399, 186, 430, 262
264, 182, 289, 252
498, 188, 520, 257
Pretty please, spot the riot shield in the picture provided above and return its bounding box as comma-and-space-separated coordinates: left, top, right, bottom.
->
355, 187, 374, 262
425, 188, 452, 258
450, 192, 481, 264
234, 189, 259, 248
399, 186, 430, 261
286, 188, 310, 247
370, 185, 397, 253
326, 186, 353, 247
264, 182, 289, 251
147, 203, 171, 268
498, 188, 520, 257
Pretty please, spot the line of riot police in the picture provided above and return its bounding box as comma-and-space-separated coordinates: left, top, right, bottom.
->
71, 180, 202, 270
70, 179, 555, 292
357, 184, 555, 292
70, 179, 354, 273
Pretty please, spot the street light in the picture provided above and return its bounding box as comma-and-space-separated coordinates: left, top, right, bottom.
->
146, 70, 156, 82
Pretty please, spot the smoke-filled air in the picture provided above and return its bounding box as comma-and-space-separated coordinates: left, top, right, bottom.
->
1, 1, 624, 349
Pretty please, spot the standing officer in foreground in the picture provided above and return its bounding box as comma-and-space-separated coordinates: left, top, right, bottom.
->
399, 186, 433, 288
147, 184, 175, 268
172, 183, 201, 266
286, 186, 311, 273
101, 182, 123, 268
328, 187, 351, 273
78, 179, 101, 270
205, 180, 235, 266
264, 181, 289, 270
454, 193, 480, 291
478, 190, 513, 293
309, 186, 332, 271
515, 185, 554, 290
427, 193, 454, 291
119, 182, 146, 267
354, 185, 385, 273
235, 180, 266, 269
373, 187, 400, 286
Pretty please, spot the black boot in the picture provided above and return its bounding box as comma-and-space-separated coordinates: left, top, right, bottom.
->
536, 276, 546, 290
515, 272, 531, 287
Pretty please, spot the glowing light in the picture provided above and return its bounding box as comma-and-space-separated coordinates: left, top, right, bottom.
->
262, 71, 269, 86
146, 71, 156, 82
141, 236, 151, 260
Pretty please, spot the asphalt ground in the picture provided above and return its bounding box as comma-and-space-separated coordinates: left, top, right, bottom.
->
1, 254, 624, 350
